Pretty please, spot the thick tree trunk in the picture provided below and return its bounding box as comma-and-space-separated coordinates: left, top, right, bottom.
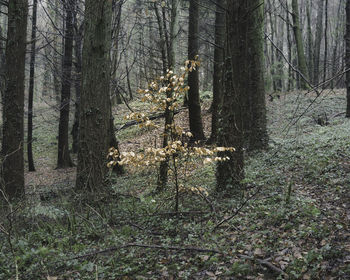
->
76, 0, 113, 191
57, 0, 75, 168
27, 0, 38, 172
188, 0, 205, 141
209, 0, 225, 143
1, 0, 28, 199
346, 0, 350, 117
291, 0, 309, 89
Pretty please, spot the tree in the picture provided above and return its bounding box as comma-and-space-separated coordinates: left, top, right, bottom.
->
313, 0, 324, 85
216, 0, 266, 191
187, 0, 205, 141
57, 0, 75, 168
76, 0, 113, 191
346, 0, 350, 117
291, 0, 309, 89
1, 0, 28, 199
209, 0, 225, 143
158, 0, 179, 188
27, 0, 38, 172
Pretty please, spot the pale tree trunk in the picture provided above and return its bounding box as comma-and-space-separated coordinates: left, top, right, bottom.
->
323, 0, 328, 87
292, 0, 309, 89
306, 1, 313, 83
27, 0, 38, 172
188, 0, 205, 141
1, 0, 28, 199
313, 0, 324, 85
76, 0, 113, 191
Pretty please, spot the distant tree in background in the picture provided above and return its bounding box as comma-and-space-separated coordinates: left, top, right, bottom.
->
346, 0, 350, 117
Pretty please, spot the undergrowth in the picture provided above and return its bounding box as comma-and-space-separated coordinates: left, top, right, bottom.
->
0, 90, 349, 279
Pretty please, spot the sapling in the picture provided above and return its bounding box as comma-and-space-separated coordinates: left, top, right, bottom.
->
108, 59, 234, 213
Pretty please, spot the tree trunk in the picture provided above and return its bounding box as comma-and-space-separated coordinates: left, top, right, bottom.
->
346, 0, 350, 117
188, 0, 205, 141
1, 0, 28, 199
313, 0, 324, 85
76, 0, 113, 191
158, 0, 179, 189
323, 0, 328, 87
209, 0, 225, 143
57, 0, 75, 168
71, 22, 83, 154
306, 1, 313, 84
291, 0, 309, 89
27, 0, 38, 172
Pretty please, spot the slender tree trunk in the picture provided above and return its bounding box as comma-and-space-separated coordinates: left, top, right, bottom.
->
209, 0, 225, 143
286, 1, 293, 91
71, 23, 83, 154
158, 0, 179, 189
323, 0, 328, 87
1, 0, 28, 199
27, 0, 38, 172
346, 0, 350, 117
188, 0, 205, 141
306, 1, 314, 83
57, 0, 75, 168
313, 0, 324, 85
76, 0, 113, 191
291, 0, 309, 89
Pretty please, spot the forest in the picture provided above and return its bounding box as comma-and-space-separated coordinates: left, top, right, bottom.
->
0, 0, 349, 279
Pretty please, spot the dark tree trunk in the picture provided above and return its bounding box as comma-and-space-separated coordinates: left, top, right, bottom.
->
71, 22, 83, 154
323, 0, 328, 87
346, 0, 350, 117
1, 0, 28, 199
209, 0, 225, 143
158, 0, 179, 189
57, 0, 75, 168
76, 0, 113, 191
27, 0, 38, 172
188, 0, 205, 141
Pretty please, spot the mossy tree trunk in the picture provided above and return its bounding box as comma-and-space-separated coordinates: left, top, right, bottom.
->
76, 0, 113, 191
188, 0, 205, 141
1, 0, 28, 199
216, 0, 267, 191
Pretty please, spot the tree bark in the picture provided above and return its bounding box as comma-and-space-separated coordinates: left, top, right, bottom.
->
291, 0, 309, 89
57, 0, 75, 168
1, 0, 28, 199
76, 0, 113, 191
27, 0, 38, 172
346, 0, 350, 117
209, 0, 225, 143
158, 0, 179, 189
313, 0, 324, 85
188, 0, 205, 141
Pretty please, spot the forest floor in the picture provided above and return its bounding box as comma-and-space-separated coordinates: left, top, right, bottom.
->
0, 89, 350, 279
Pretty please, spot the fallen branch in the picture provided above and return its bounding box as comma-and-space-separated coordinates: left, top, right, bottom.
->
116, 108, 185, 131
238, 254, 288, 276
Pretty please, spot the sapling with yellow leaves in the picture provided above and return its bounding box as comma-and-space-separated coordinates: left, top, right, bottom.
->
108, 59, 234, 213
